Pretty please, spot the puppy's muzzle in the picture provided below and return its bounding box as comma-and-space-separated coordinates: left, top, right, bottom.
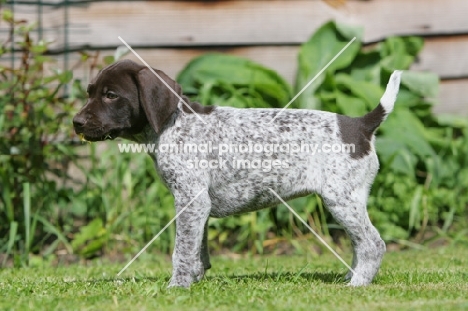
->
72, 114, 87, 134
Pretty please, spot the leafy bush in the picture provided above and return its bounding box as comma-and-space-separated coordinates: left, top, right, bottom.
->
178, 53, 292, 108
303, 23, 468, 243
0, 11, 176, 264
0, 9, 78, 265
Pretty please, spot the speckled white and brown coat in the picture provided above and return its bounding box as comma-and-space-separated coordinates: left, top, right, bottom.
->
73, 59, 402, 288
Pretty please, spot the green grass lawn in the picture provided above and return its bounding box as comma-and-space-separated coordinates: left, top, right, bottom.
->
1, 247, 467, 311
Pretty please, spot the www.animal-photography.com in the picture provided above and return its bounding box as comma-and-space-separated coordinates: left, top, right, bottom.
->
1, 1, 467, 310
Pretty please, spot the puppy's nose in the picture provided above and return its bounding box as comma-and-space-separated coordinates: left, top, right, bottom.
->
73, 115, 86, 130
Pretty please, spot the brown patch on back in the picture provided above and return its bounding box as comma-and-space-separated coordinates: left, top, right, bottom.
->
337, 103, 386, 159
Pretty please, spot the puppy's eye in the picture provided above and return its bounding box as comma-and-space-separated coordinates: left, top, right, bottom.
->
105, 91, 118, 100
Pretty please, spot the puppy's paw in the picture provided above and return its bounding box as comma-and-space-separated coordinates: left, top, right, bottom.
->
168, 263, 205, 288
344, 270, 353, 281
347, 273, 372, 287
168, 274, 193, 288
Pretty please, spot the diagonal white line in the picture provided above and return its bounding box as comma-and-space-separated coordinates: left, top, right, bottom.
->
267, 188, 357, 276
118, 36, 207, 125
269, 37, 356, 124
117, 188, 206, 277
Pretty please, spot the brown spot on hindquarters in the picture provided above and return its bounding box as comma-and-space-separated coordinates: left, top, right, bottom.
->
181, 95, 215, 114
337, 103, 386, 159
337, 115, 370, 159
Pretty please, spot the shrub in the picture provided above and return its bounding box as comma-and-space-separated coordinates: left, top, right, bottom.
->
0, 9, 77, 265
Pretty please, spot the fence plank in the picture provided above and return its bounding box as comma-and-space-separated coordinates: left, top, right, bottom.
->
3, 34, 468, 81
2, 0, 467, 115
48, 33, 468, 84
436, 79, 468, 116
4, 0, 468, 50
412, 36, 468, 79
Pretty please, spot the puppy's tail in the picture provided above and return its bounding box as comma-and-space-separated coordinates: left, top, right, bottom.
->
380, 70, 403, 115
361, 70, 402, 134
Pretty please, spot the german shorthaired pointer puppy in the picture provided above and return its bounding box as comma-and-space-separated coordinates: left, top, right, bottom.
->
73, 59, 402, 288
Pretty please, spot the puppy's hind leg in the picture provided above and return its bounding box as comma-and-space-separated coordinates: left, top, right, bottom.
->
322, 185, 385, 286
200, 220, 211, 271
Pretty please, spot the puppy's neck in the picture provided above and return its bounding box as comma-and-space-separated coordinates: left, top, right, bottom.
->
125, 124, 157, 144
127, 107, 181, 144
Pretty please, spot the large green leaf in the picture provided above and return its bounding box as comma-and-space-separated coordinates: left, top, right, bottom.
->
295, 21, 363, 109
348, 50, 383, 84
335, 90, 367, 117
380, 36, 424, 70
381, 109, 437, 158
177, 53, 292, 108
334, 73, 384, 108
401, 70, 439, 99
376, 137, 418, 176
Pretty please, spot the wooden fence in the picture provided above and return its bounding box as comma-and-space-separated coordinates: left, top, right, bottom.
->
3, 0, 468, 115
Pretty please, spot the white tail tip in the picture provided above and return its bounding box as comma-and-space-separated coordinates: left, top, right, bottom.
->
380, 70, 403, 113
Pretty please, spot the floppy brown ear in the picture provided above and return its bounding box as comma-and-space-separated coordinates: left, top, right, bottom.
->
136, 67, 181, 134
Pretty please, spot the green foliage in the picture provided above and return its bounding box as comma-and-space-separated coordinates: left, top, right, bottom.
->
0, 11, 179, 264
0, 10, 78, 265
71, 218, 107, 258
177, 53, 292, 108
70, 143, 176, 257
1, 10, 466, 266
296, 21, 363, 110
302, 27, 468, 242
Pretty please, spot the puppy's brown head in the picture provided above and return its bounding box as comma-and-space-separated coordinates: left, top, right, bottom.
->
73, 59, 182, 141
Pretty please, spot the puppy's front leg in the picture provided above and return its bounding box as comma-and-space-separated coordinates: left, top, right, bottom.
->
168, 190, 211, 288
